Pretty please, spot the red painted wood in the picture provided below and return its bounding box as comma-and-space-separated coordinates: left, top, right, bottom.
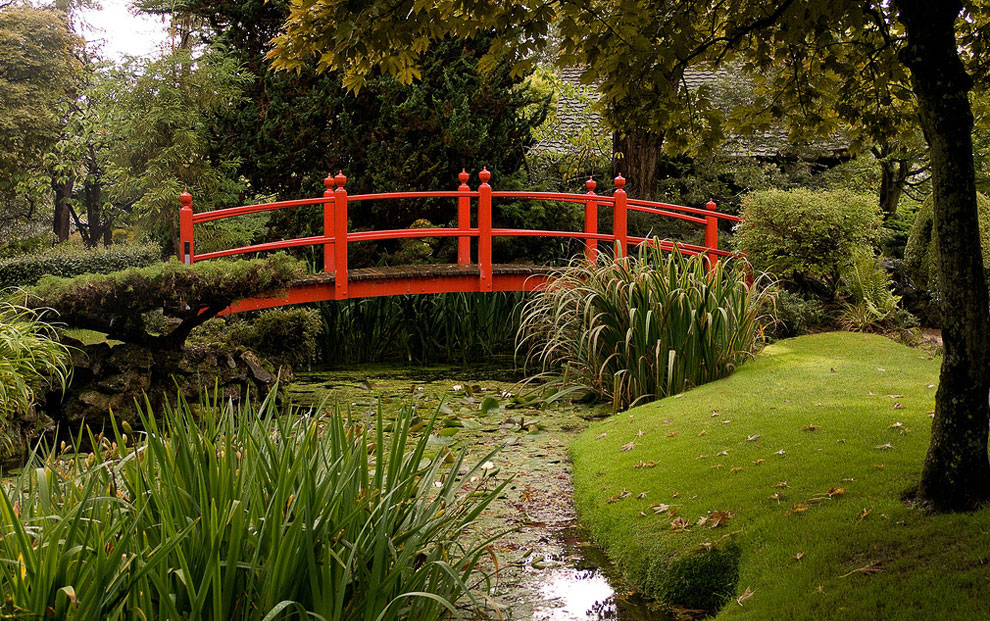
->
705, 198, 719, 271
626, 197, 740, 222
627, 204, 707, 225
478, 167, 493, 292
457, 169, 471, 265
179, 191, 194, 265
585, 177, 598, 263
192, 196, 332, 223
347, 190, 476, 201
323, 174, 335, 273
333, 171, 348, 298
613, 174, 628, 258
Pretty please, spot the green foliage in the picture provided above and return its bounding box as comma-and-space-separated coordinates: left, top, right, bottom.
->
219, 308, 321, 368
0, 294, 71, 425
0, 394, 505, 619
0, 232, 57, 259
31, 254, 304, 349
735, 189, 882, 293
838, 252, 903, 332
0, 241, 160, 288
904, 192, 990, 300
767, 289, 826, 339
319, 292, 524, 365
658, 545, 741, 612
518, 245, 773, 410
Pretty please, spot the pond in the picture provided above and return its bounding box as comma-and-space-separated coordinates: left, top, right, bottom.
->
288, 362, 673, 621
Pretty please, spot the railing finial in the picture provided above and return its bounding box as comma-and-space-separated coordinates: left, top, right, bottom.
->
180, 190, 193, 208
458, 168, 470, 185
334, 170, 347, 187
324, 173, 335, 192
614, 173, 626, 189
479, 167, 491, 184
585, 176, 596, 193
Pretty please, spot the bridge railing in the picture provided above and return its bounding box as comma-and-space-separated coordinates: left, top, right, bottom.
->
178, 168, 741, 297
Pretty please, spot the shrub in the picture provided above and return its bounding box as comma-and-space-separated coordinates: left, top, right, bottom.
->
904, 192, 990, 302
225, 307, 322, 368
0, 294, 71, 425
0, 241, 161, 288
0, 394, 505, 620
838, 252, 903, 331
518, 244, 773, 410
766, 289, 826, 339
735, 189, 881, 294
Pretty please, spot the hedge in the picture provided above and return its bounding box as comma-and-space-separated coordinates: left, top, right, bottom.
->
0, 242, 161, 288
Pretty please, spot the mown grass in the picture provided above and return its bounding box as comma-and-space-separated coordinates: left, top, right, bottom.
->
571, 332, 990, 619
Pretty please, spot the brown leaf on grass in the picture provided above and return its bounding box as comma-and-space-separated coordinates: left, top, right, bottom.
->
698, 429, 708, 436
775, 449, 786, 456
886, 394, 903, 399
721, 419, 732, 424
754, 458, 765, 465
717, 450, 729, 456
708, 510, 734, 528
842, 477, 855, 482
899, 427, 912, 435
638, 511, 647, 518
652, 503, 670, 514
873, 464, 885, 470
827, 487, 846, 497
791, 503, 810, 513
670, 517, 691, 532
794, 551, 805, 561
770, 492, 783, 501
889, 421, 903, 429
663, 418, 675, 424
666, 431, 679, 438
621, 441, 636, 452
857, 507, 873, 521
736, 587, 754, 606
606, 490, 632, 504
775, 481, 790, 488
637, 491, 648, 499
595, 432, 607, 440
876, 442, 893, 450
698, 454, 709, 459
927, 410, 935, 418
696, 515, 709, 527
803, 425, 819, 431
636, 429, 645, 437
840, 561, 883, 578
893, 403, 904, 409
672, 491, 681, 498
747, 434, 760, 441
730, 466, 743, 473
633, 460, 657, 469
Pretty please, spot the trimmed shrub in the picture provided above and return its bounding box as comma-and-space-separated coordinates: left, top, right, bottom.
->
735, 189, 881, 293
767, 289, 826, 339
903, 192, 990, 300
0, 241, 161, 288
518, 244, 773, 410
220, 308, 322, 368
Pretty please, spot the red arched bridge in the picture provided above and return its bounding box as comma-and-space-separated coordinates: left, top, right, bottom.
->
178, 169, 741, 314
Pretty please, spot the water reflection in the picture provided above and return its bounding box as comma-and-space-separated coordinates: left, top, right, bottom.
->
533, 566, 617, 620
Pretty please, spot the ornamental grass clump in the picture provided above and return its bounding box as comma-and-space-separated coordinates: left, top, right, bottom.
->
0, 394, 505, 620
518, 243, 772, 410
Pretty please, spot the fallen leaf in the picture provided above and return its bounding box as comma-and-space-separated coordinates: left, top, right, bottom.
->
775, 449, 786, 456
621, 441, 636, 452
791, 503, 810, 513
666, 431, 679, 438
842, 477, 855, 482
893, 403, 904, 410
877, 368, 886, 372
803, 425, 819, 431
638, 511, 647, 518
747, 434, 761, 441
736, 587, 754, 606
875, 442, 893, 450
670, 517, 690, 532
827, 486, 846, 497
770, 492, 783, 501
633, 460, 657, 469
868, 391, 875, 396
708, 510, 734, 528
698, 454, 709, 459
721, 419, 732, 424
636, 429, 645, 437
606, 490, 632, 504
775, 481, 790, 488
886, 394, 903, 399
754, 458, 765, 465
840, 561, 883, 578
696, 515, 709, 527
717, 450, 729, 456
857, 507, 873, 521
663, 418, 674, 424
672, 491, 680, 498
928, 410, 936, 418
731, 466, 743, 473
637, 491, 647, 499
927, 384, 935, 389
652, 503, 670, 514
595, 433, 607, 440
794, 551, 805, 561
873, 464, 885, 470
698, 429, 708, 436
889, 421, 903, 429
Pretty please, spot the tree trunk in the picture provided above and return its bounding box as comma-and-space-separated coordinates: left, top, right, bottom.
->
52, 175, 73, 242
878, 159, 906, 219
612, 131, 662, 199
898, 0, 990, 511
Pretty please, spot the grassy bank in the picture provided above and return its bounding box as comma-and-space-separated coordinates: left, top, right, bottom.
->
571, 332, 990, 619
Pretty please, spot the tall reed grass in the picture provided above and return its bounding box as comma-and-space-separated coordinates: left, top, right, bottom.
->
317, 292, 524, 364
518, 243, 773, 410
0, 394, 505, 620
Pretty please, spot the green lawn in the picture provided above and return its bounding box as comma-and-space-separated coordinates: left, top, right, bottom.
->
571, 332, 990, 619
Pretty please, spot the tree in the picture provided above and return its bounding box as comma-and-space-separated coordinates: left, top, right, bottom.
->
270, 1, 990, 512
0, 4, 80, 243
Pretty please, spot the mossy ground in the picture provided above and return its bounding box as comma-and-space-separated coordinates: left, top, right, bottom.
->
571, 332, 990, 619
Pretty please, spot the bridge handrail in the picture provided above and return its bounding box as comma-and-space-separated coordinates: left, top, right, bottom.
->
178, 167, 740, 299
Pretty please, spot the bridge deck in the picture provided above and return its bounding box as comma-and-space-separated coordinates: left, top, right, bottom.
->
225, 263, 557, 314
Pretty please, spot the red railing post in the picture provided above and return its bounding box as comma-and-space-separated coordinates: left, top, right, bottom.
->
323, 173, 336, 273
705, 198, 718, 271
179, 190, 194, 264
585, 177, 598, 263
613, 174, 627, 258
478, 167, 493, 291
457, 169, 471, 265
333, 171, 348, 298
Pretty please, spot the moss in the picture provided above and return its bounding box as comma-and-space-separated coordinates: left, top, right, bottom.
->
904, 192, 990, 297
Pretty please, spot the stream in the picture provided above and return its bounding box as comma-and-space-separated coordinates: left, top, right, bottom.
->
287, 362, 672, 621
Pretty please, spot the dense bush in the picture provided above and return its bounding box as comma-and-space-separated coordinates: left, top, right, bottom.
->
0, 395, 505, 620
735, 189, 881, 294
766, 289, 826, 339
191, 307, 322, 368
0, 241, 161, 288
518, 245, 773, 410
31, 254, 304, 350
0, 294, 71, 425
904, 192, 990, 301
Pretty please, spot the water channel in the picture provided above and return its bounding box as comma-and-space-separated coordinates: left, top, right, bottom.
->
287, 363, 673, 621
